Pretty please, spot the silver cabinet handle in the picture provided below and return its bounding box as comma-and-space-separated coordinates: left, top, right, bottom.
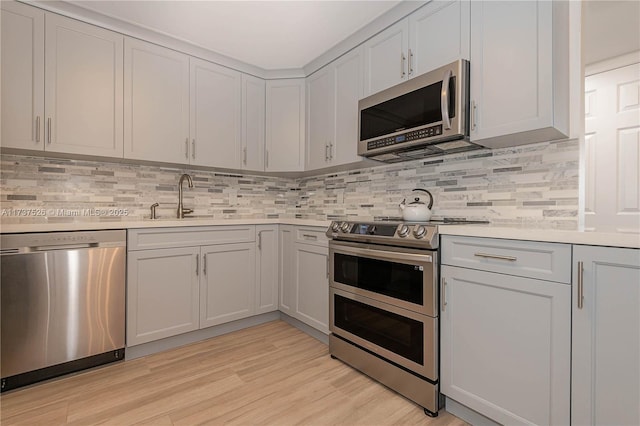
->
326, 256, 330, 279
203, 253, 207, 275
474, 252, 517, 262
408, 48, 414, 76
441, 69, 452, 130
401, 52, 406, 78
441, 277, 447, 311
185, 138, 189, 159
329, 142, 333, 161
302, 234, 318, 241
243, 147, 247, 165
265, 150, 269, 168
35, 116, 41, 143
192, 139, 196, 159
258, 231, 262, 250
195, 254, 199, 276
47, 118, 52, 144
577, 261, 584, 309
471, 100, 477, 131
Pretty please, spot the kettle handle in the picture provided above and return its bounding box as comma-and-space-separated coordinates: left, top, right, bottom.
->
412, 188, 434, 209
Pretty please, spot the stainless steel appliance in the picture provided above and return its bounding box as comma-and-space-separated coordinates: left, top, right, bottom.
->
1, 230, 126, 391
358, 59, 479, 162
327, 220, 479, 416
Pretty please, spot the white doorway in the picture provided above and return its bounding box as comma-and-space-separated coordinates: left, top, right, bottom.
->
584, 57, 640, 232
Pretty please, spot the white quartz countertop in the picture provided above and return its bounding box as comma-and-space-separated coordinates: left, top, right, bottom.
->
439, 224, 640, 249
2, 220, 639, 249
0, 218, 331, 234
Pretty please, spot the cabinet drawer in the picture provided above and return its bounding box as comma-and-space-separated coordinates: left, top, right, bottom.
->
441, 235, 571, 283
295, 227, 329, 247
128, 226, 255, 251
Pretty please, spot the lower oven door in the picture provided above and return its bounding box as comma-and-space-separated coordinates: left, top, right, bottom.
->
329, 240, 437, 317
330, 287, 437, 381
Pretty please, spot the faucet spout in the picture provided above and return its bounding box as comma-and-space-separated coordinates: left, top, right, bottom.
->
177, 173, 194, 218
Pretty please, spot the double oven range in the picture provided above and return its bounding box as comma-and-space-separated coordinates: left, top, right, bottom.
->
326, 220, 453, 417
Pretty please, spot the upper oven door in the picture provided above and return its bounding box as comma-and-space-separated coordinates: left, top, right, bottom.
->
329, 240, 437, 317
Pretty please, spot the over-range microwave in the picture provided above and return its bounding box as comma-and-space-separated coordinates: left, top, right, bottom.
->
358, 59, 480, 163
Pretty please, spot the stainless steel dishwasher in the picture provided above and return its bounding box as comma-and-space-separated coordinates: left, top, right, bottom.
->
1, 230, 126, 391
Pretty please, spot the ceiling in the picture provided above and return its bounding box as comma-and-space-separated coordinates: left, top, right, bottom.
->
67, 0, 401, 70
582, 0, 640, 65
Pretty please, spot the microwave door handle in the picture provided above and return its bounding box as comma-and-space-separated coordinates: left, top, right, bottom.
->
441, 69, 452, 130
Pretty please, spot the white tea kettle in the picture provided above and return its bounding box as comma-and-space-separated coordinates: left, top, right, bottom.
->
399, 188, 434, 222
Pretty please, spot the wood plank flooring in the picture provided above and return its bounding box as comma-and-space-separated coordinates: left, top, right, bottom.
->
0, 320, 467, 425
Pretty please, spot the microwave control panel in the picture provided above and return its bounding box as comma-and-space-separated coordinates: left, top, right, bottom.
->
366, 124, 443, 150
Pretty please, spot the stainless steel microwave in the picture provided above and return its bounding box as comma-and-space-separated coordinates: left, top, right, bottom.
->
358, 59, 480, 163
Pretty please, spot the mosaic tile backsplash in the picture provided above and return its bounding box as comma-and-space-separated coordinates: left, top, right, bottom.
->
1, 138, 580, 229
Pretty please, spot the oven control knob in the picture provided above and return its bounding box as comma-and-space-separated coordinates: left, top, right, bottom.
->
398, 225, 410, 238
340, 222, 351, 233
331, 222, 340, 232
413, 225, 427, 239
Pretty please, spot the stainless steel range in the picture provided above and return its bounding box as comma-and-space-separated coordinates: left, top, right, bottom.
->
326, 219, 481, 417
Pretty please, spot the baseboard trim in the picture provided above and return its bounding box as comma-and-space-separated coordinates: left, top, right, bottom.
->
125, 311, 280, 360
279, 312, 329, 345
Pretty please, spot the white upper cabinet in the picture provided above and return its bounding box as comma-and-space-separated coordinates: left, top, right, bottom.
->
306, 66, 335, 170
332, 46, 365, 166
1, 1, 44, 150
190, 58, 242, 168
124, 37, 190, 164
241, 74, 266, 171
306, 46, 364, 171
265, 79, 306, 172
1, 4, 123, 157
45, 14, 124, 157
364, 19, 409, 95
408, 0, 470, 76
364, 1, 470, 96
470, 0, 570, 147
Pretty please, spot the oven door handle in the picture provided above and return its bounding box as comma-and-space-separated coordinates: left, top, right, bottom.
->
331, 244, 432, 264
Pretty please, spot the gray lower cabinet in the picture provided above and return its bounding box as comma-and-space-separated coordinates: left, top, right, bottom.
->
127, 246, 200, 346
572, 245, 640, 426
255, 225, 279, 314
440, 235, 571, 426
127, 226, 271, 347
199, 243, 255, 328
279, 225, 329, 334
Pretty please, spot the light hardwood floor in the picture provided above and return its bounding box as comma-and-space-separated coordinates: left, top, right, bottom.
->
1, 320, 467, 425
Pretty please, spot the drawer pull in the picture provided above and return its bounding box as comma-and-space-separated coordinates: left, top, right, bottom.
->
302, 234, 318, 241
474, 252, 517, 262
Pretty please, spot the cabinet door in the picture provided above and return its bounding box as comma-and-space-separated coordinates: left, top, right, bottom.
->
241, 74, 266, 171
190, 58, 242, 168
265, 79, 305, 171
363, 18, 409, 96
441, 265, 570, 425
127, 247, 199, 346
306, 66, 334, 170
124, 38, 189, 164
199, 243, 256, 328
572, 246, 640, 426
333, 46, 364, 165
44, 14, 123, 157
279, 225, 296, 315
469, 1, 568, 146
294, 242, 329, 334
1, 1, 44, 150
255, 225, 279, 314
408, 0, 470, 76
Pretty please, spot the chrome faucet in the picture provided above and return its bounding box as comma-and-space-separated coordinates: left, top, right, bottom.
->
177, 173, 194, 218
